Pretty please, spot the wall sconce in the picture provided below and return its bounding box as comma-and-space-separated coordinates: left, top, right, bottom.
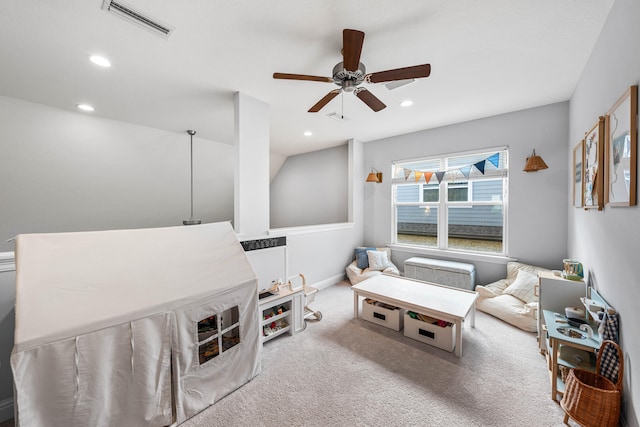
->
523, 149, 548, 172
366, 168, 383, 183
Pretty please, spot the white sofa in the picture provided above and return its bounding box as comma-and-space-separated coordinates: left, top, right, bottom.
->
345, 247, 399, 285
475, 261, 549, 332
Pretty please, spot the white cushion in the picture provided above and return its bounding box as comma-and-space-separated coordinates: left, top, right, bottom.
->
367, 250, 389, 271
476, 294, 537, 332
502, 269, 538, 304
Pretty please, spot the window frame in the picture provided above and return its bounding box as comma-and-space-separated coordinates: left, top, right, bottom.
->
391, 147, 508, 256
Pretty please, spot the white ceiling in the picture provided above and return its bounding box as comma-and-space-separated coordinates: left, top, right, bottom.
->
0, 0, 614, 157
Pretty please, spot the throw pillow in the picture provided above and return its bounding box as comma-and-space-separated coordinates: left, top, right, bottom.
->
354, 247, 375, 269
367, 250, 389, 271
475, 285, 499, 298
503, 269, 539, 304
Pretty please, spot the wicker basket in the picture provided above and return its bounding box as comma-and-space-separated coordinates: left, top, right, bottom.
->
560, 340, 623, 427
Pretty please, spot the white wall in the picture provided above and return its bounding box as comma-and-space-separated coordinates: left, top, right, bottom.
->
0, 95, 237, 416
0, 97, 363, 418
270, 145, 348, 228
362, 102, 570, 284
568, 0, 640, 424
0, 96, 235, 253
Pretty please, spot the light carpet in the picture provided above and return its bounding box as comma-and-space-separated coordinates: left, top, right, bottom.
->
181, 281, 570, 427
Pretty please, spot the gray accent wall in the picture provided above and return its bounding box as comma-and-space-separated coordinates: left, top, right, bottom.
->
362, 102, 570, 285
270, 145, 348, 228
0, 96, 235, 253
569, 0, 639, 425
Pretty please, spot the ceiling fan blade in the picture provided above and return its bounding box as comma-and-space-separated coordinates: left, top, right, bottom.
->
367, 64, 431, 84
343, 29, 365, 72
273, 72, 333, 83
308, 90, 341, 113
355, 89, 386, 112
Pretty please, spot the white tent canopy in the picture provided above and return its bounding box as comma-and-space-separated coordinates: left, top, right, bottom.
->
12, 222, 261, 426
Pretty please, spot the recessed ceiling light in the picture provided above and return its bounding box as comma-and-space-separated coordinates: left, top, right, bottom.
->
304, 131, 313, 136
77, 104, 95, 112
89, 55, 111, 68
400, 100, 413, 107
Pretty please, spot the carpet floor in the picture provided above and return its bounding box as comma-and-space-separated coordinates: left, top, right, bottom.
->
3, 281, 573, 426
182, 281, 571, 427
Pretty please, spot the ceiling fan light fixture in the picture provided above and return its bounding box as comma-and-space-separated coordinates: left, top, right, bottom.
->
272, 29, 432, 114
400, 99, 413, 107
304, 131, 312, 136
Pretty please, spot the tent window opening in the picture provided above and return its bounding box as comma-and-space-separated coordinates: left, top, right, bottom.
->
197, 306, 241, 365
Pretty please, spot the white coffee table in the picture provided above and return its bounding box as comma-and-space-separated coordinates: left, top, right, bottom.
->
352, 274, 478, 357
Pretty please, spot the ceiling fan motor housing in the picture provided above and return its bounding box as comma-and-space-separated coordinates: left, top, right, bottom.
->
332, 61, 366, 92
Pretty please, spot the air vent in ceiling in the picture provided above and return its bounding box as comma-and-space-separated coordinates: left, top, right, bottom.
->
102, 0, 174, 39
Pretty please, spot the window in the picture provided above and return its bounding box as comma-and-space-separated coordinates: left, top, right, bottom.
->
392, 148, 508, 255
197, 306, 240, 365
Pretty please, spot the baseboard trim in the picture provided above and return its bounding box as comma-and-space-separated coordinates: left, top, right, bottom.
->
313, 273, 346, 290
0, 397, 14, 423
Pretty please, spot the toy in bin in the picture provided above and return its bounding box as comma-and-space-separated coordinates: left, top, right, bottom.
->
288, 273, 322, 326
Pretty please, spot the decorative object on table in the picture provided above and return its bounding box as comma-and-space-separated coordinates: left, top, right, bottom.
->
522, 149, 548, 172
561, 340, 623, 427
583, 117, 605, 210
183, 129, 201, 225
605, 85, 637, 207
562, 258, 584, 280
573, 140, 584, 207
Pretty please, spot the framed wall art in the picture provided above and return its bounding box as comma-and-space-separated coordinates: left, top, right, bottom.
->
605, 85, 638, 207
573, 140, 584, 208
583, 116, 605, 210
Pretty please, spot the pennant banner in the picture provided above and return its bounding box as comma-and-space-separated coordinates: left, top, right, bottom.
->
487, 153, 500, 169
394, 152, 502, 185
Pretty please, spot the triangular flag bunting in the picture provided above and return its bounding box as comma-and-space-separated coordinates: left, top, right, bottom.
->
414, 171, 423, 182
403, 168, 412, 181
460, 165, 472, 178
423, 172, 433, 184
435, 171, 446, 183
487, 153, 500, 169
473, 160, 486, 174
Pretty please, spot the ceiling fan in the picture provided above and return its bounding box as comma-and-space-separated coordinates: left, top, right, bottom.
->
273, 29, 431, 113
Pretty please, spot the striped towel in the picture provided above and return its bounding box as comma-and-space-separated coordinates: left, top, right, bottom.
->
598, 312, 620, 384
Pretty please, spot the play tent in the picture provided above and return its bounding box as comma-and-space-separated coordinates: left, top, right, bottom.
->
11, 222, 261, 426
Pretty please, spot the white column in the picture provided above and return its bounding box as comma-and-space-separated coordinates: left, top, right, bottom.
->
234, 92, 270, 236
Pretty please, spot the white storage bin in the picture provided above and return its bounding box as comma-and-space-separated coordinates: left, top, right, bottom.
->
404, 257, 475, 290
362, 299, 404, 331
403, 313, 456, 352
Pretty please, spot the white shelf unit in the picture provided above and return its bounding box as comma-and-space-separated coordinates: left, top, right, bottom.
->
536, 270, 587, 353
259, 286, 304, 344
